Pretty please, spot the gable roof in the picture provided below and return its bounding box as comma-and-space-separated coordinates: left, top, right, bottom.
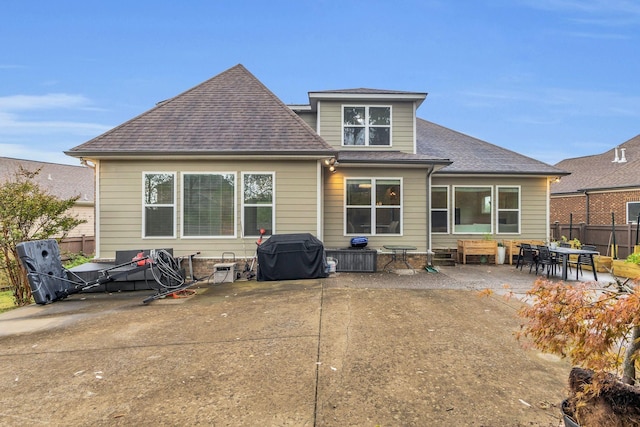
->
551, 134, 640, 194
416, 118, 567, 175
307, 88, 427, 110
66, 64, 335, 158
0, 157, 94, 203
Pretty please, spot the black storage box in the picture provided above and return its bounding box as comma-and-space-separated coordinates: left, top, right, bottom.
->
16, 239, 73, 304
257, 233, 328, 281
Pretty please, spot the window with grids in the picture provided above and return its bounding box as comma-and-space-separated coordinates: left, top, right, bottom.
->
431, 186, 449, 233
343, 106, 391, 146
496, 186, 520, 234
346, 178, 401, 235
182, 173, 235, 237
143, 172, 175, 237
243, 173, 274, 237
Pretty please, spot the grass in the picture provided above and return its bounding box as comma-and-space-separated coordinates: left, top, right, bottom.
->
0, 290, 16, 314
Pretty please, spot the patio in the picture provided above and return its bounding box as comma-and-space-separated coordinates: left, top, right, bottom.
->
0, 265, 615, 426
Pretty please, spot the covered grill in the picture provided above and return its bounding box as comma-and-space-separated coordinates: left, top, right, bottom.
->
257, 233, 328, 281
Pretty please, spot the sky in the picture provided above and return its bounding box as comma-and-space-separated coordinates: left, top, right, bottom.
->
1, 0, 639, 166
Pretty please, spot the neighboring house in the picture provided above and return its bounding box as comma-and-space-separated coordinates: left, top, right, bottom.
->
65, 64, 565, 270
0, 157, 95, 238
551, 135, 640, 226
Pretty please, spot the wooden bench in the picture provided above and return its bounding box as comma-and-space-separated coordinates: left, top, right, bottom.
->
457, 240, 498, 264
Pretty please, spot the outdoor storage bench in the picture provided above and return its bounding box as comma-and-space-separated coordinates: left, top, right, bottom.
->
457, 240, 497, 264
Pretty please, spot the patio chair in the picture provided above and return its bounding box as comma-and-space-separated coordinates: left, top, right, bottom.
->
536, 245, 558, 278
568, 244, 597, 280
518, 243, 538, 273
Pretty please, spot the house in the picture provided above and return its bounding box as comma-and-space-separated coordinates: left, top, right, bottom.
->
65, 64, 566, 272
0, 157, 95, 240
551, 135, 640, 226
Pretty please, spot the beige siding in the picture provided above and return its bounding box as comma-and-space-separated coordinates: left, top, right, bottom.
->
317, 101, 415, 153
296, 111, 317, 130
67, 205, 95, 237
323, 167, 429, 252
97, 159, 320, 259
430, 176, 549, 250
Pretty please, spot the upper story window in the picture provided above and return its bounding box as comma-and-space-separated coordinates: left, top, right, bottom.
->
343, 106, 391, 146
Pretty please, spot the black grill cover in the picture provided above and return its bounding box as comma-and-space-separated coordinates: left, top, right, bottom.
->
257, 233, 328, 281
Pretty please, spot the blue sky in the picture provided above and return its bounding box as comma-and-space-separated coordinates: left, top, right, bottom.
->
1, 0, 639, 166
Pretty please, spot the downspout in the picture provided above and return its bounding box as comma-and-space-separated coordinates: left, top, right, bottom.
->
585, 191, 590, 225
426, 166, 435, 254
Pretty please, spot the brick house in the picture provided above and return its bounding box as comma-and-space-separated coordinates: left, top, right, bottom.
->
551, 134, 640, 227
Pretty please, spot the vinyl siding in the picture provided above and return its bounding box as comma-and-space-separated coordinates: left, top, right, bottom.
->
97, 159, 320, 259
317, 101, 415, 153
430, 176, 549, 250
323, 167, 429, 252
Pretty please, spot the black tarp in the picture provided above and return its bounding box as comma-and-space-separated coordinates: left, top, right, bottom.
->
257, 233, 328, 281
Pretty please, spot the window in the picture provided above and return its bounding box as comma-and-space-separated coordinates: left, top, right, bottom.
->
431, 186, 449, 233
496, 186, 520, 234
628, 201, 640, 223
346, 178, 401, 235
343, 106, 391, 146
243, 173, 274, 237
453, 186, 492, 234
182, 173, 235, 237
143, 172, 175, 237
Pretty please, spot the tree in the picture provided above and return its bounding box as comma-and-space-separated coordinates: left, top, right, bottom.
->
516, 278, 640, 425
0, 167, 85, 306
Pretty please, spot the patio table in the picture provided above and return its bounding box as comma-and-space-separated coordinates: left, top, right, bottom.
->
549, 246, 599, 281
383, 245, 417, 270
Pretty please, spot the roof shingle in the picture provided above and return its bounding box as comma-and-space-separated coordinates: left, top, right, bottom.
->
416, 118, 566, 175
67, 64, 334, 157
551, 134, 640, 194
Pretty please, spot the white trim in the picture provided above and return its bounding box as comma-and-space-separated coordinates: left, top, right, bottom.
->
452, 185, 493, 235
241, 171, 275, 238
316, 101, 322, 135
341, 104, 392, 147
317, 161, 323, 239
142, 171, 177, 239
94, 160, 101, 258
496, 185, 521, 234
626, 201, 640, 224
181, 172, 237, 239
412, 102, 417, 155
430, 185, 449, 234
344, 177, 403, 236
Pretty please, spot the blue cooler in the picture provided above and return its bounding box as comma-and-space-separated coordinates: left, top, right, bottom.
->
350, 236, 368, 248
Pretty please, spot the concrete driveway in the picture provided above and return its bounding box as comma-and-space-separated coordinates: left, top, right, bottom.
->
0, 265, 606, 426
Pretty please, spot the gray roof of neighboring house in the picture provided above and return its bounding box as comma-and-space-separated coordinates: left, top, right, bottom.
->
0, 157, 94, 202
551, 134, 640, 194
416, 118, 567, 175
67, 64, 335, 158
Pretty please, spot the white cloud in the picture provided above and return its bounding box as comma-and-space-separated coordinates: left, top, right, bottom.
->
0, 93, 91, 111
0, 143, 80, 165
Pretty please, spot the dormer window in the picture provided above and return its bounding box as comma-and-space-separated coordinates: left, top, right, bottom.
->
343, 105, 391, 146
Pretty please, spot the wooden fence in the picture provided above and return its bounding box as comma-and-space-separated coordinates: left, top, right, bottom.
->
59, 235, 95, 256
551, 222, 640, 259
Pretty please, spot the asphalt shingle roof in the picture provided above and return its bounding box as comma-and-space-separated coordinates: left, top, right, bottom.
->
67, 64, 334, 157
551, 134, 640, 194
416, 118, 566, 175
0, 157, 94, 202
